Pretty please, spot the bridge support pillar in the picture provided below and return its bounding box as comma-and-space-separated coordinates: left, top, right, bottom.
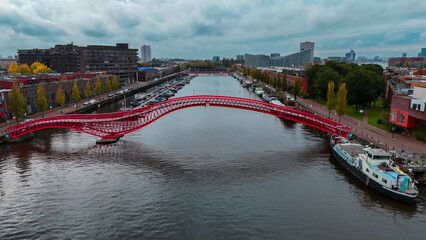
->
96, 135, 123, 144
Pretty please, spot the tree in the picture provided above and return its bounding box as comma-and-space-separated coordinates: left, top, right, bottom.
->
344, 69, 377, 112
281, 74, 287, 91
94, 76, 102, 96
292, 77, 300, 100
18, 64, 32, 75
8, 83, 26, 124
104, 77, 112, 92
326, 81, 336, 119
314, 66, 339, 101
112, 75, 118, 91
71, 81, 81, 101
8, 62, 19, 74
33, 63, 51, 74
36, 82, 48, 117
85, 80, 92, 98
335, 83, 348, 123
56, 84, 65, 112
30, 62, 41, 73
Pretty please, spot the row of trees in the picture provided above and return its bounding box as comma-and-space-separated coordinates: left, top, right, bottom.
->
8, 62, 51, 75
306, 61, 385, 112
326, 81, 348, 122
239, 67, 291, 93
8, 75, 119, 123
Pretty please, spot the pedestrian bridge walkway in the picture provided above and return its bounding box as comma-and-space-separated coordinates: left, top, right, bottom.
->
6, 95, 350, 139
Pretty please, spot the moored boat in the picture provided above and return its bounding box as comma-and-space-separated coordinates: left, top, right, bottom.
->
330, 135, 418, 204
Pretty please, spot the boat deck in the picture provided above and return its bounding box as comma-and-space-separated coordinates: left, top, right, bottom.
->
340, 144, 364, 157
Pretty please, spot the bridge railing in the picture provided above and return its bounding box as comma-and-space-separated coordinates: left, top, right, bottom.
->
7, 96, 350, 139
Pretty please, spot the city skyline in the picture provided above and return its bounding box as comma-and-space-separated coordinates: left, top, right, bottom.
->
1, 0, 426, 60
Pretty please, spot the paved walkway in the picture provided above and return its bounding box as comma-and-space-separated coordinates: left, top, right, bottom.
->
297, 97, 425, 155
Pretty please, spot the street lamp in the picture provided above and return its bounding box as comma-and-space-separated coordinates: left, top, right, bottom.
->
98, 104, 100, 114
74, 104, 76, 114
49, 105, 52, 117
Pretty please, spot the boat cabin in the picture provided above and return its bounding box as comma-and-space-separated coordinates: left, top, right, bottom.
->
363, 148, 392, 165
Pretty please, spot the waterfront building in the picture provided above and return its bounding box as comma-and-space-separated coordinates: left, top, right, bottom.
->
244, 41, 314, 68
81, 43, 138, 80
18, 43, 138, 80
141, 45, 151, 63
390, 87, 426, 135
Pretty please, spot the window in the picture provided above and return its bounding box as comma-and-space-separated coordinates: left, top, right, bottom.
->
412, 103, 418, 110
399, 114, 405, 124
391, 111, 396, 121
366, 168, 370, 173
373, 173, 378, 178
382, 178, 387, 184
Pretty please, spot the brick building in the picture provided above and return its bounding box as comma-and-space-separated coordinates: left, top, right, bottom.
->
18, 43, 137, 80
390, 87, 426, 135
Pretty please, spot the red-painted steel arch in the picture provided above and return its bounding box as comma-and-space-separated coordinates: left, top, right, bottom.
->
6, 96, 350, 139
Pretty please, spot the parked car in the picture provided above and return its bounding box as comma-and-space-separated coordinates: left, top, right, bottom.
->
108, 93, 114, 97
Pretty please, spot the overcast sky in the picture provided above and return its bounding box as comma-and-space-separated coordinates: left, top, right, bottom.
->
1, 0, 425, 60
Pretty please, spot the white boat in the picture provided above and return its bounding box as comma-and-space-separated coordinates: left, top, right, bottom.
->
330, 136, 418, 204
254, 87, 264, 96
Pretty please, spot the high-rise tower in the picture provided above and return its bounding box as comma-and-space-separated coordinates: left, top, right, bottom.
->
141, 45, 151, 63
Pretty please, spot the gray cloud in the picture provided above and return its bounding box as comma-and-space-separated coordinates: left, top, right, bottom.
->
0, 0, 425, 59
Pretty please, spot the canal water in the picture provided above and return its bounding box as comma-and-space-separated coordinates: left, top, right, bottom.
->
0, 75, 425, 239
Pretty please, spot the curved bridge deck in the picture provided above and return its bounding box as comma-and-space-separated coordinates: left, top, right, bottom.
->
7, 96, 350, 139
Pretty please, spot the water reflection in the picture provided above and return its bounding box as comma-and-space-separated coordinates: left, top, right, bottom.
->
328, 155, 418, 217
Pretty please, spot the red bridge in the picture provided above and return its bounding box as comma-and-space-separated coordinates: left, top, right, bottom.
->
188, 71, 231, 75
6, 96, 350, 139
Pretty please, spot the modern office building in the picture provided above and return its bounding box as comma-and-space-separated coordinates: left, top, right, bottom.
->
212, 56, 220, 64
141, 45, 152, 63
300, 41, 315, 64
244, 41, 314, 68
418, 48, 426, 57
345, 50, 356, 62
18, 43, 138, 80
236, 55, 245, 61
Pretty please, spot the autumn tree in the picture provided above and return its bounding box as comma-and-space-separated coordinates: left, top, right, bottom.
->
8, 83, 26, 124
71, 81, 81, 101
56, 84, 65, 112
30, 62, 41, 73
104, 77, 112, 92
112, 75, 118, 91
94, 76, 102, 96
335, 83, 348, 123
31, 62, 51, 74
18, 64, 32, 75
326, 81, 336, 119
36, 82, 48, 117
85, 80, 92, 98
8, 62, 19, 74
292, 77, 300, 100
